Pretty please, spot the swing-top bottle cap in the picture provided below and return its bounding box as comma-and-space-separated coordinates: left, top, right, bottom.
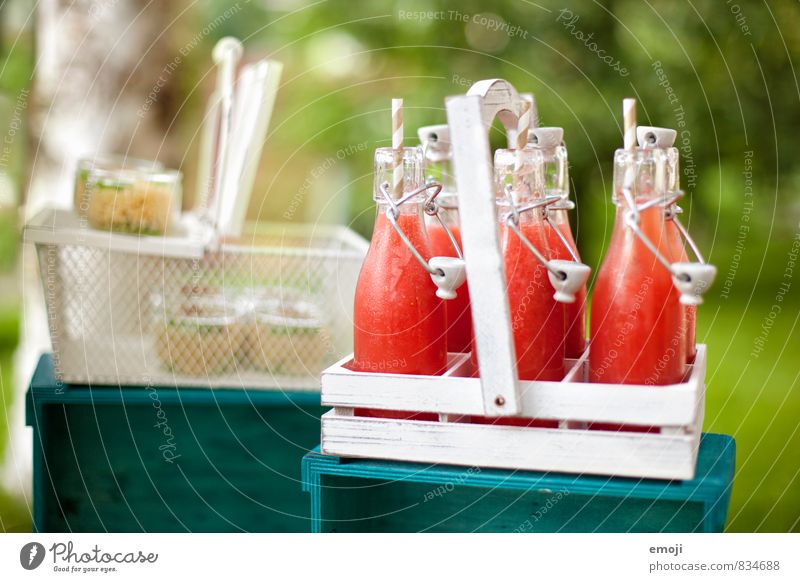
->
417, 124, 450, 146
637, 126, 677, 149
529, 127, 564, 150
635, 126, 681, 196
418, 125, 451, 164
528, 128, 570, 208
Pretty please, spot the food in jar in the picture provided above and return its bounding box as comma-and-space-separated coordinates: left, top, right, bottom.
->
243, 295, 328, 376
157, 294, 245, 376
88, 176, 179, 235
74, 155, 162, 216
75, 158, 181, 235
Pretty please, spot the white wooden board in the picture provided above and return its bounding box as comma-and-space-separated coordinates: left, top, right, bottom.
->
321, 411, 700, 480
322, 346, 706, 426
446, 85, 524, 416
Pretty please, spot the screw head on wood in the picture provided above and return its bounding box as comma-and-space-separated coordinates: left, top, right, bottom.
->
495, 395, 505, 407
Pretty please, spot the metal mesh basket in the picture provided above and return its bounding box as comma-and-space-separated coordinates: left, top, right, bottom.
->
32, 215, 366, 390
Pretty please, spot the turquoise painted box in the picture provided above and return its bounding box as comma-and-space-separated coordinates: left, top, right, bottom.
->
302, 433, 735, 533
26, 354, 324, 532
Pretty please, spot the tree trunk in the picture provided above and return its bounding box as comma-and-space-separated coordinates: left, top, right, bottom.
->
27, 0, 180, 214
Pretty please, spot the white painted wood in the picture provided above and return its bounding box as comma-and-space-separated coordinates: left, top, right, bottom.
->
321, 346, 706, 426
320, 346, 706, 478
23, 207, 214, 259
466, 79, 523, 135
321, 410, 698, 480
446, 90, 522, 416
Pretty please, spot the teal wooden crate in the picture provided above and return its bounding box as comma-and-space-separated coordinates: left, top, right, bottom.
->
302, 433, 735, 533
27, 354, 324, 532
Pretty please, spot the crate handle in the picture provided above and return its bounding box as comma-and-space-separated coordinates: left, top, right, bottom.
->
445, 79, 527, 416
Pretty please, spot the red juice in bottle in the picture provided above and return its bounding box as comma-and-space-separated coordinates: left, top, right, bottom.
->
590, 147, 686, 388
528, 127, 587, 358
472, 147, 564, 428
419, 125, 473, 354
662, 142, 697, 365
352, 146, 446, 420
530, 128, 587, 358
666, 208, 697, 363
545, 211, 587, 358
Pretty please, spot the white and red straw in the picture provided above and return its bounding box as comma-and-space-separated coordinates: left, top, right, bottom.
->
622, 98, 638, 199
623, 98, 637, 152
516, 99, 531, 152
392, 98, 404, 199
514, 99, 532, 193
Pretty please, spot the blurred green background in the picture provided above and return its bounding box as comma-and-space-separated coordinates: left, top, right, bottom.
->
1, 0, 798, 532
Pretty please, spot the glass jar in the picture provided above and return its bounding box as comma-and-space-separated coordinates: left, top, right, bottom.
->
74, 155, 162, 210
156, 291, 245, 376
75, 156, 181, 235
245, 294, 328, 375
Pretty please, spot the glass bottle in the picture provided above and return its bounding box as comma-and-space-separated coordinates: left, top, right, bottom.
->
589, 147, 686, 387
352, 147, 447, 419
418, 125, 472, 354
530, 127, 587, 358
663, 147, 697, 364
495, 147, 565, 382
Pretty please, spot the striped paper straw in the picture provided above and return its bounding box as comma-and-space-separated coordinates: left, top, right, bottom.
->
514, 99, 532, 188
525, 93, 539, 130
516, 99, 531, 151
623, 98, 636, 151
392, 98, 404, 199
622, 98, 638, 201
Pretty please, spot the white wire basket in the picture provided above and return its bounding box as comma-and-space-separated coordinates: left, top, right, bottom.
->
26, 208, 366, 390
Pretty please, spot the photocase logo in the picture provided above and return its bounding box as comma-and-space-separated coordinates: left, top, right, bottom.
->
20, 542, 46, 570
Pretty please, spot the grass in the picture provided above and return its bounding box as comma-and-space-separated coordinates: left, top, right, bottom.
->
0, 300, 31, 532
701, 294, 800, 532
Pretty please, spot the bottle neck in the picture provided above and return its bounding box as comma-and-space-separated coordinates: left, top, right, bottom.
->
425, 156, 455, 193
372, 146, 424, 202
612, 147, 671, 207
375, 199, 425, 214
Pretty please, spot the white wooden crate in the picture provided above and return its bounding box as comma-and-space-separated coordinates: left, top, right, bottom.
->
321, 346, 706, 480
320, 79, 707, 480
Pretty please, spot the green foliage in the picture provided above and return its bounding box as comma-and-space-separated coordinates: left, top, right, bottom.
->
186, 1, 800, 290
0, 0, 797, 532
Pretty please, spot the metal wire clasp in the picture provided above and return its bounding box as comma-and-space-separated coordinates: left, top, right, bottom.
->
501, 187, 566, 279
619, 186, 717, 304
379, 181, 466, 300
663, 191, 706, 264
501, 186, 591, 303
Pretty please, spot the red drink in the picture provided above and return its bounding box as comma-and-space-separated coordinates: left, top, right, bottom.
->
419, 125, 473, 355
427, 222, 472, 353
590, 206, 685, 384
471, 220, 563, 428
589, 148, 686, 387
352, 146, 446, 420
546, 208, 587, 358
666, 213, 697, 363
353, 210, 447, 376
503, 219, 565, 381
